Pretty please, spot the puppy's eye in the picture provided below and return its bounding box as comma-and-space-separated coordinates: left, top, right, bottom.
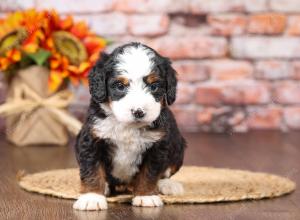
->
114, 82, 126, 91
149, 83, 159, 92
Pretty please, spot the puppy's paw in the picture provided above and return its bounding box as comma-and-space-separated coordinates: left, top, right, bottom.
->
158, 179, 184, 195
132, 195, 163, 207
73, 193, 107, 211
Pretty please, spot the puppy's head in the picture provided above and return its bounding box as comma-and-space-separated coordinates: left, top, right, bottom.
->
89, 42, 177, 124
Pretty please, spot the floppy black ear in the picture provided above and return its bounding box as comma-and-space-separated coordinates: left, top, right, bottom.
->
164, 58, 177, 105
88, 52, 110, 103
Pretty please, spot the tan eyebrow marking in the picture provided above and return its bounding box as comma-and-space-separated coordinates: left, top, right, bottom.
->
115, 76, 130, 86
145, 73, 160, 84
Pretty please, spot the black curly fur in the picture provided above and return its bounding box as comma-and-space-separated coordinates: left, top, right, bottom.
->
88, 52, 110, 103
75, 42, 186, 196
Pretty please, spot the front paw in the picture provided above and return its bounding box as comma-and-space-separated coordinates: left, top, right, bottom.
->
132, 195, 163, 207
158, 179, 184, 195
73, 193, 108, 210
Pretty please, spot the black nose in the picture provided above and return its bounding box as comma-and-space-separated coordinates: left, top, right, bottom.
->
131, 108, 145, 119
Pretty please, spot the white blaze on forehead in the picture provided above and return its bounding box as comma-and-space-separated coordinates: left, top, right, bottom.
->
115, 45, 154, 79
109, 44, 161, 125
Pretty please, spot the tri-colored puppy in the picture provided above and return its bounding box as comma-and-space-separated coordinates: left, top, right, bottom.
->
73, 42, 186, 210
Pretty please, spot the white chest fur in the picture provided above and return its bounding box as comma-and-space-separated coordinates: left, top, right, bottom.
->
93, 116, 163, 182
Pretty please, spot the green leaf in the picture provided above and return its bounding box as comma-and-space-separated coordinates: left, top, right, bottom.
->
105, 39, 113, 46
26, 49, 51, 66
95, 35, 113, 46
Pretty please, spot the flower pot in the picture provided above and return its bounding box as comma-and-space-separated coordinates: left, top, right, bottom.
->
5, 66, 69, 146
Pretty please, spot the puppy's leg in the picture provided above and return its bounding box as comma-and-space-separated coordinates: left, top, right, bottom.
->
73, 130, 108, 211
157, 166, 183, 195
157, 178, 184, 196
132, 166, 163, 207
73, 165, 108, 211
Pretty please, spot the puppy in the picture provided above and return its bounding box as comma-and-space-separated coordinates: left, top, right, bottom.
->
73, 42, 186, 210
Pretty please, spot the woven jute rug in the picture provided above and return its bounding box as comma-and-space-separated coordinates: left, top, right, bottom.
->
18, 166, 296, 204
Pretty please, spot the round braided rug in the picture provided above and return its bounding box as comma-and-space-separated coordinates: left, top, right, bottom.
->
18, 166, 295, 204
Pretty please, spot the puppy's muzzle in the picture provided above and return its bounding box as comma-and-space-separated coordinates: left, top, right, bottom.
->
131, 108, 146, 119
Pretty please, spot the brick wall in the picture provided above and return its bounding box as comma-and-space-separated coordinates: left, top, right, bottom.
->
1, 0, 300, 132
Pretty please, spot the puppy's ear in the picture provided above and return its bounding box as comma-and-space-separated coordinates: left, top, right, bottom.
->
88, 52, 110, 103
164, 58, 177, 105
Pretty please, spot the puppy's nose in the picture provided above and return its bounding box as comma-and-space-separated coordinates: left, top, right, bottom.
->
131, 108, 145, 119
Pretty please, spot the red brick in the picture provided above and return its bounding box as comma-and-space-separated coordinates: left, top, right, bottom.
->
196, 81, 270, 106
0, 0, 34, 11
75, 14, 127, 36
255, 60, 291, 80
284, 107, 300, 129
221, 81, 270, 105
196, 84, 223, 105
208, 14, 247, 36
114, 0, 188, 13
128, 15, 169, 37
270, 0, 300, 13
169, 22, 211, 37
273, 81, 300, 104
206, 60, 253, 80
287, 16, 300, 35
69, 85, 90, 106
173, 61, 209, 82
147, 36, 227, 59
36, 0, 114, 13
197, 107, 215, 124
171, 106, 198, 131
231, 37, 300, 59
189, 0, 267, 13
244, 0, 268, 12
188, 0, 244, 13
175, 83, 195, 104
291, 61, 300, 79
247, 107, 283, 130
232, 118, 248, 132
247, 13, 286, 35
197, 107, 247, 132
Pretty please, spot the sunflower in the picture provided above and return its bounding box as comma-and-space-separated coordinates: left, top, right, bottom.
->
0, 9, 108, 92
0, 12, 27, 55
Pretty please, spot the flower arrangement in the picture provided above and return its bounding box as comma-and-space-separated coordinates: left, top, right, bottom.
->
0, 9, 107, 92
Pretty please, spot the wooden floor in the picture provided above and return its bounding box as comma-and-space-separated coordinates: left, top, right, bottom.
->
0, 131, 299, 220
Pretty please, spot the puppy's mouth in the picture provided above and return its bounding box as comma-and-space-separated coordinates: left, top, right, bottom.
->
131, 119, 149, 127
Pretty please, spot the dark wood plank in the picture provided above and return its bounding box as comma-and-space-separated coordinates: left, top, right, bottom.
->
0, 131, 299, 220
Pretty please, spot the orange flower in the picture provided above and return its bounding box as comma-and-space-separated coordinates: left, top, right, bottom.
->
22, 29, 45, 53
6, 49, 21, 62
0, 57, 10, 70
84, 36, 106, 55
0, 9, 108, 92
49, 70, 64, 92
59, 15, 73, 30
70, 21, 89, 39
0, 11, 23, 40
43, 10, 60, 37
0, 49, 21, 71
